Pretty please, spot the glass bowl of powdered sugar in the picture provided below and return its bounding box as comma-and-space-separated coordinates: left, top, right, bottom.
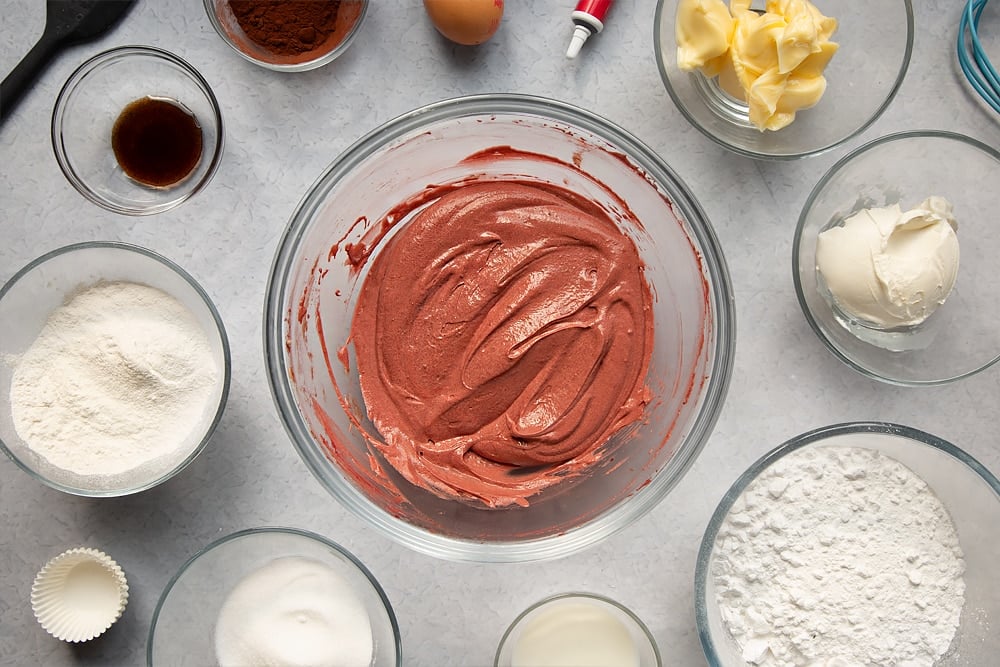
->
695, 422, 1000, 667
148, 526, 401, 666
0, 242, 230, 496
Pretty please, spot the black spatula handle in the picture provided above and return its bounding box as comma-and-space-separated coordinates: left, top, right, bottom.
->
0, 0, 136, 129
1, 31, 62, 125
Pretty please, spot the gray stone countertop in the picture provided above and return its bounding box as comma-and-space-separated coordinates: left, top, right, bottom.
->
1, 1, 998, 665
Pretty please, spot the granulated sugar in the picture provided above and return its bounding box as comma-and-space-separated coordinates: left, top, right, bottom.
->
712, 445, 966, 666
214, 556, 373, 667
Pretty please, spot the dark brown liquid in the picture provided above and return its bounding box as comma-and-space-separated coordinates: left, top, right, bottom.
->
111, 96, 203, 188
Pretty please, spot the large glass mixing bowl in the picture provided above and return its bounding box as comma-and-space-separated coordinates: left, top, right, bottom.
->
264, 94, 735, 562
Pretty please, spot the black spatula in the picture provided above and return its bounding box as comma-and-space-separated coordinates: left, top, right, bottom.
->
1, 0, 137, 127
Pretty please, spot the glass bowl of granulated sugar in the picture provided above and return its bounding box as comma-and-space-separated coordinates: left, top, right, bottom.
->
695, 422, 1000, 667
148, 526, 400, 666
0, 242, 231, 496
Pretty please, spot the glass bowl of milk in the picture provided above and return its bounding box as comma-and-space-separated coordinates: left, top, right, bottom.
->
495, 592, 661, 667
148, 526, 401, 666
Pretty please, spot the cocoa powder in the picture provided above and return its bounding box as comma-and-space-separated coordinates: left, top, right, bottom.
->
224, 0, 363, 63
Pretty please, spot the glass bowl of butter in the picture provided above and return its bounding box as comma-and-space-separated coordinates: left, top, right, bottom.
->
793, 130, 1000, 385
654, 0, 913, 159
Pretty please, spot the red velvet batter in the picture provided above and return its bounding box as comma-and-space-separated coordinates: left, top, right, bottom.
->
350, 181, 654, 507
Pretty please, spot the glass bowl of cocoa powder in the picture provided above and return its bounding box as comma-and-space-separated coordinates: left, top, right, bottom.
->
204, 0, 369, 72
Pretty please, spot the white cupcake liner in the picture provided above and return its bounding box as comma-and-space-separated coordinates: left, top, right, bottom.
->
31, 547, 129, 642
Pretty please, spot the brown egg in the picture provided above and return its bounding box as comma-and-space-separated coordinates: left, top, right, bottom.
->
424, 0, 504, 46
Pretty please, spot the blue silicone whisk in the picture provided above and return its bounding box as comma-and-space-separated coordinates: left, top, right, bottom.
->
958, 0, 1000, 114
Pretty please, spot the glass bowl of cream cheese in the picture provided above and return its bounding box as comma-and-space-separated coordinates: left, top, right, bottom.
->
148, 526, 401, 666
264, 93, 736, 562
695, 422, 1000, 667
654, 0, 913, 159
794, 130, 1000, 385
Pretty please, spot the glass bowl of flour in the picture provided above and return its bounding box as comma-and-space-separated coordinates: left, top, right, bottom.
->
148, 526, 401, 666
0, 242, 230, 496
695, 422, 1000, 667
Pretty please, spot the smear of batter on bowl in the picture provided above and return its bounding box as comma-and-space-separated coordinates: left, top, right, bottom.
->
349, 180, 654, 508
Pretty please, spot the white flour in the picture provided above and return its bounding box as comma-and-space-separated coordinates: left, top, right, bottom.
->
9, 281, 218, 487
712, 445, 966, 667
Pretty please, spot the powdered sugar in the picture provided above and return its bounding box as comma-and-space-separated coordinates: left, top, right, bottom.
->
8, 281, 219, 489
712, 445, 966, 667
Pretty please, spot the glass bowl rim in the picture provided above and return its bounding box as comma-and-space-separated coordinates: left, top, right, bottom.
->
263, 92, 737, 563
202, 0, 370, 72
493, 590, 663, 667
693, 420, 1000, 665
791, 129, 1000, 386
0, 240, 232, 497
145, 525, 402, 667
652, 0, 915, 161
50, 44, 225, 217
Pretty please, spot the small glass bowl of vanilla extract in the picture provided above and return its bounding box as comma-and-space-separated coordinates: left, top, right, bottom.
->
52, 46, 224, 216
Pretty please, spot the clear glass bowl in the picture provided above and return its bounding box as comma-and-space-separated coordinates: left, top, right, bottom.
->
147, 526, 401, 666
495, 592, 661, 667
793, 130, 1000, 385
203, 0, 368, 71
264, 94, 736, 562
51, 46, 224, 216
695, 422, 1000, 666
653, 0, 913, 159
0, 242, 231, 496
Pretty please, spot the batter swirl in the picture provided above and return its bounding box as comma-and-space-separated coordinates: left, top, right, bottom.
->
351, 181, 653, 507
